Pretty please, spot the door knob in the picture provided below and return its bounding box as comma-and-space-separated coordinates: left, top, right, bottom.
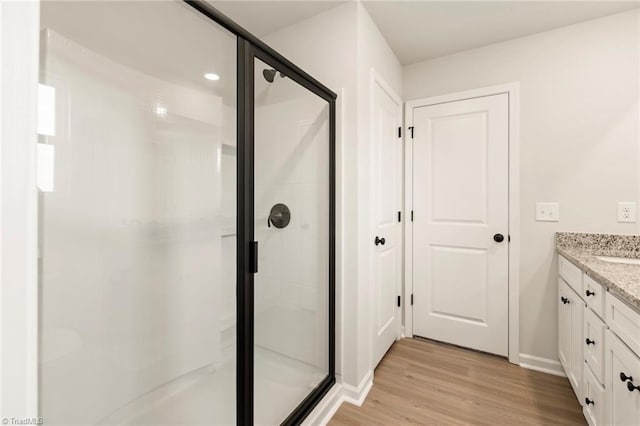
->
374, 236, 386, 246
620, 372, 633, 382
493, 233, 504, 243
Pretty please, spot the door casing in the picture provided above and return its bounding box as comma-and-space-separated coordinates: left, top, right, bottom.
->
404, 83, 520, 364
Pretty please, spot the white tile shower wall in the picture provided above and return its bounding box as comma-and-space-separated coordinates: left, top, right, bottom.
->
403, 9, 640, 361
254, 88, 329, 369
39, 30, 227, 424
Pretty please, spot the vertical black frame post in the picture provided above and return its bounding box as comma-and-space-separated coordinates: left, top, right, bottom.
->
184, 1, 337, 425
237, 37, 255, 425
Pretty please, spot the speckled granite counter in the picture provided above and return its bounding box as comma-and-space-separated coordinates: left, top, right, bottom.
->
556, 232, 640, 311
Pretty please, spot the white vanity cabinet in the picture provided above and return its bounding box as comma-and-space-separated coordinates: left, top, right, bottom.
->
558, 254, 640, 426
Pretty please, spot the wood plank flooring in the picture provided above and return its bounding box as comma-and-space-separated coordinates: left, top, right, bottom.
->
330, 338, 585, 425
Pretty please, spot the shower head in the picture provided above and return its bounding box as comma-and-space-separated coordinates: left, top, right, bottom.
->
262, 68, 285, 83
263, 68, 277, 83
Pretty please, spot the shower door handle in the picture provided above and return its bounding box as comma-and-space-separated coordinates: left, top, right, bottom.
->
249, 241, 258, 273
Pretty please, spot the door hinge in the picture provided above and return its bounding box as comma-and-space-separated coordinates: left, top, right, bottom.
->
397, 295, 401, 307
398, 127, 401, 138
397, 211, 401, 222
408, 126, 414, 138
411, 210, 414, 221
249, 241, 258, 273
411, 294, 414, 305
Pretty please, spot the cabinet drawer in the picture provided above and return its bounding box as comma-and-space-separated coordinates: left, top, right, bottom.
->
584, 306, 607, 385
583, 363, 605, 426
583, 275, 605, 319
559, 255, 582, 295
605, 331, 640, 426
606, 292, 640, 356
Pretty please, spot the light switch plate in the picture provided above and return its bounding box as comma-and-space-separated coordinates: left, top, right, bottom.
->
536, 202, 559, 222
617, 202, 637, 223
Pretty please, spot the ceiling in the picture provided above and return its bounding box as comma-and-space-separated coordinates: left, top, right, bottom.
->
362, 1, 640, 65
42, 1, 238, 101
212, 0, 347, 36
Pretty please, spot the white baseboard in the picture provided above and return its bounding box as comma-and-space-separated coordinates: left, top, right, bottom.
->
519, 353, 566, 377
303, 370, 374, 425
341, 369, 373, 406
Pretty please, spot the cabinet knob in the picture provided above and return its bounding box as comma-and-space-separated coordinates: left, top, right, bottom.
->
620, 372, 634, 382
627, 382, 640, 392
560, 296, 570, 304
585, 338, 595, 346
586, 290, 595, 297
493, 233, 504, 243
585, 397, 594, 405
374, 236, 386, 246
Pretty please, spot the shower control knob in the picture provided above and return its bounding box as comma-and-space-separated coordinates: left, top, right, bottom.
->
375, 236, 386, 246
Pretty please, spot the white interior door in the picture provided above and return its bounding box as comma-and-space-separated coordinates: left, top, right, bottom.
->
371, 73, 402, 368
412, 93, 509, 356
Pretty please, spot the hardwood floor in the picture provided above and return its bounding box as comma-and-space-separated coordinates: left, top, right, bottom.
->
329, 338, 585, 425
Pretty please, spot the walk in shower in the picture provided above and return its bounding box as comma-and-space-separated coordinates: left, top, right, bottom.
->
37, 1, 336, 425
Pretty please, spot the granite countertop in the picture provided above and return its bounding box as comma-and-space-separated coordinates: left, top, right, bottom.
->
555, 233, 640, 310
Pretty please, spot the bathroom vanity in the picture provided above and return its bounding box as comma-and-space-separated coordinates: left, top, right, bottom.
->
556, 233, 640, 426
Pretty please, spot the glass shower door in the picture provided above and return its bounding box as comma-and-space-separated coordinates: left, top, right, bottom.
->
38, 2, 237, 424
252, 57, 331, 425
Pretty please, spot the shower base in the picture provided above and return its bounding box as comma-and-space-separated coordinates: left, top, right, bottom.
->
98, 346, 326, 426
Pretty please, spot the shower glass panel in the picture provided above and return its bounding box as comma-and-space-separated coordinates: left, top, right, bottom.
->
38, 2, 237, 425
253, 58, 330, 425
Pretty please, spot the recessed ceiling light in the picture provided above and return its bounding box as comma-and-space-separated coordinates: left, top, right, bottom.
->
204, 73, 220, 81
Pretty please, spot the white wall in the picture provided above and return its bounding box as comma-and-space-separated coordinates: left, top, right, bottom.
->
403, 10, 640, 361
262, 1, 403, 389
0, 0, 40, 420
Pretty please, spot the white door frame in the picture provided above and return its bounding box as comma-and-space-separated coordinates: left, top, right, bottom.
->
404, 82, 520, 364
369, 68, 403, 368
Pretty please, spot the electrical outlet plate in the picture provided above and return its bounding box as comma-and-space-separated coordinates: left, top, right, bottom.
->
536, 202, 559, 222
617, 202, 637, 223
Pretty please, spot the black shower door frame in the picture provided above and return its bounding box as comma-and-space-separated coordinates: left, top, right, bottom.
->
185, 2, 337, 425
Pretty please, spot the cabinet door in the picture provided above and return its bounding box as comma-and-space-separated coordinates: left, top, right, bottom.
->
559, 278, 584, 401
605, 330, 640, 426
559, 279, 572, 374
584, 363, 605, 426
